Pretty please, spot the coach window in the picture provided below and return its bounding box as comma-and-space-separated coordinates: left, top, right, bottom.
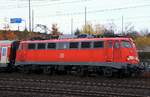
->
81, 42, 91, 48
47, 43, 56, 49
121, 41, 132, 48
93, 41, 104, 48
37, 43, 46, 49
69, 42, 79, 48
28, 43, 36, 49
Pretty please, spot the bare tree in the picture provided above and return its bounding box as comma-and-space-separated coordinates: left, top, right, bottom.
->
106, 20, 117, 34
95, 24, 106, 35
124, 22, 135, 34
140, 28, 149, 36
51, 24, 61, 39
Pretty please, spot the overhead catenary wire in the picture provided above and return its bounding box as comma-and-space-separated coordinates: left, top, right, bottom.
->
0, 0, 150, 10
0, 0, 91, 9
34, 4, 150, 18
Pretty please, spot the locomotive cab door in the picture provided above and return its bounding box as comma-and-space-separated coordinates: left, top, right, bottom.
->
106, 40, 113, 62
1, 47, 8, 64
113, 40, 121, 62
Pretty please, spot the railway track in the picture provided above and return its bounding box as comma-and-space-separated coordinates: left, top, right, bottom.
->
0, 85, 146, 97
0, 76, 149, 97
0, 78, 149, 90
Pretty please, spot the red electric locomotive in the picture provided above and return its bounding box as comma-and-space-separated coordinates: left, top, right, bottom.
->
15, 37, 140, 76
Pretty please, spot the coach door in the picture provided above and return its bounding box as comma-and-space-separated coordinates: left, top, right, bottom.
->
113, 40, 121, 62
106, 40, 113, 62
1, 47, 8, 64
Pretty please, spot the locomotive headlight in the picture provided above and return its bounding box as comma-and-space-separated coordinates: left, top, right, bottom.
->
135, 56, 139, 62
127, 56, 134, 60
127, 56, 139, 62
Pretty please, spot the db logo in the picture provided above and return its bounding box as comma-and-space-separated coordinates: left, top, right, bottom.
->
59, 53, 64, 58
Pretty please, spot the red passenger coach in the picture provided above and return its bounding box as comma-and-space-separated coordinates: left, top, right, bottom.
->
15, 38, 140, 76
0, 40, 19, 70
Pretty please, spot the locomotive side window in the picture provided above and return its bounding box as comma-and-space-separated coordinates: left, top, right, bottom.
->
28, 43, 36, 49
108, 41, 112, 48
93, 41, 104, 48
19, 43, 28, 50
69, 42, 79, 48
121, 41, 132, 48
47, 43, 56, 49
81, 42, 91, 48
58, 42, 69, 49
37, 43, 46, 49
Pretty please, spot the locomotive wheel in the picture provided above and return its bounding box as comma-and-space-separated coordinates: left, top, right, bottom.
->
19, 66, 32, 74
24, 66, 32, 74
43, 67, 53, 75
16, 66, 30, 74
77, 67, 88, 77
103, 68, 113, 77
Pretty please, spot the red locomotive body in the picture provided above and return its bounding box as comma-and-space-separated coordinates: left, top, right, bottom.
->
15, 37, 139, 76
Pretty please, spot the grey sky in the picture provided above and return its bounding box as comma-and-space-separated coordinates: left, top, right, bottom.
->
0, 0, 150, 34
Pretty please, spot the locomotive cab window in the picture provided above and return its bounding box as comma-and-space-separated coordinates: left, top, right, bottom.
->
114, 41, 119, 48
47, 43, 56, 49
93, 41, 104, 48
37, 43, 46, 49
28, 43, 36, 49
69, 42, 79, 48
121, 41, 132, 48
81, 42, 91, 48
